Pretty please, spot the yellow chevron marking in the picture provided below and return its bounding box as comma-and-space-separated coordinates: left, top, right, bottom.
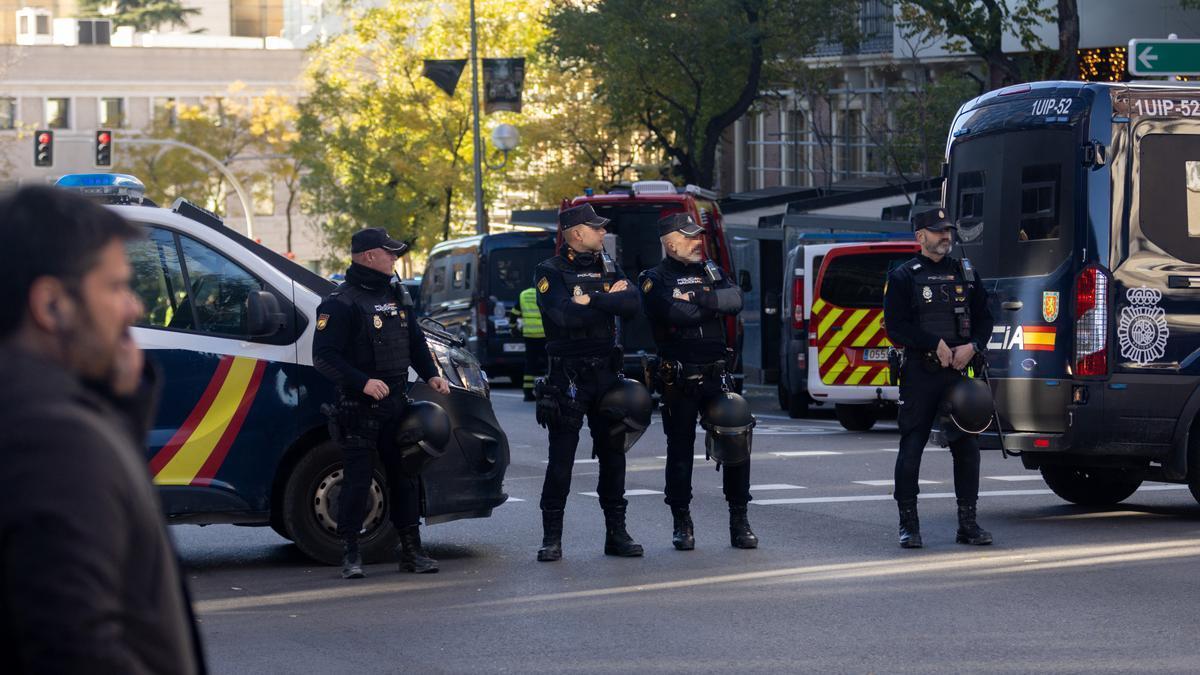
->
845, 366, 873, 385
156, 356, 258, 486
822, 354, 850, 384
872, 370, 890, 386
817, 306, 843, 340
850, 313, 883, 347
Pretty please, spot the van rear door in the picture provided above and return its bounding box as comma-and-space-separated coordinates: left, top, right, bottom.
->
949, 127, 1078, 433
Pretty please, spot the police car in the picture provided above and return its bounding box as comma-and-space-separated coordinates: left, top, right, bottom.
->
56, 174, 509, 565
946, 81, 1200, 507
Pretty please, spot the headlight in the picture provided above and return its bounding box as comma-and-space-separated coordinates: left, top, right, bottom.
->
426, 338, 489, 398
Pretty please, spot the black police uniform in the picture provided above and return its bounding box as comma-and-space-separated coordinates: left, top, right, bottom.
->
882, 209, 994, 548
639, 214, 756, 550
534, 203, 642, 561
312, 229, 442, 576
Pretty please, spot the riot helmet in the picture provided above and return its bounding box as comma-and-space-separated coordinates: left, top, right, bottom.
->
596, 377, 653, 453
385, 400, 452, 474
940, 376, 994, 435
700, 392, 756, 466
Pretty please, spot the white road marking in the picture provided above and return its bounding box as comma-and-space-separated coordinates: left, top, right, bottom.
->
542, 458, 599, 464
986, 475, 1045, 482
751, 484, 806, 491
654, 454, 707, 460
880, 447, 950, 453
852, 479, 940, 487
504, 497, 525, 502
753, 484, 1191, 506
581, 489, 663, 498
771, 451, 842, 457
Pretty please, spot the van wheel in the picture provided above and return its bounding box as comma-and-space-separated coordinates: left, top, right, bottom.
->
281, 440, 398, 566
1040, 466, 1142, 506
835, 404, 877, 431
777, 382, 789, 411
787, 389, 810, 419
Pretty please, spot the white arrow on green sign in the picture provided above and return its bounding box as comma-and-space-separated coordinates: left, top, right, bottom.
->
1128, 39, 1200, 76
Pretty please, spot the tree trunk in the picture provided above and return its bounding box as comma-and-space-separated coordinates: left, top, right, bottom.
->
441, 186, 453, 242
1056, 0, 1080, 81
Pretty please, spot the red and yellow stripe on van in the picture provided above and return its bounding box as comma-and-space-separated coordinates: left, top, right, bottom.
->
149, 355, 267, 487
811, 298, 892, 386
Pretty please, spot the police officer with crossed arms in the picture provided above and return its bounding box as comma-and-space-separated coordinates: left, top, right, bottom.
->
883, 209, 994, 549
640, 213, 757, 551
313, 227, 452, 578
533, 204, 652, 562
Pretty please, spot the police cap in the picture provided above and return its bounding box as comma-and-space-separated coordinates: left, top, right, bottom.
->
351, 227, 409, 255
657, 213, 705, 238
560, 203, 610, 230
910, 208, 957, 233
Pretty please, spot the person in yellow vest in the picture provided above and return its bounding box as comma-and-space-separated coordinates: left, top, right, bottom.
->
515, 285, 547, 401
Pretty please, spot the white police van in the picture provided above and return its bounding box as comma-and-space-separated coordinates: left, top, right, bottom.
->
56, 174, 509, 565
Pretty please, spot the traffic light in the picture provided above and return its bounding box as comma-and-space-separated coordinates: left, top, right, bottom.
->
34, 130, 52, 167
95, 130, 112, 167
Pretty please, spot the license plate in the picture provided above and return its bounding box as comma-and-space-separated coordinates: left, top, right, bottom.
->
863, 348, 889, 362
503, 343, 526, 353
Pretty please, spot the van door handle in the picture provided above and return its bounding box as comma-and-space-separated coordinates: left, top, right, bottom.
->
764, 308, 778, 315
1001, 300, 1023, 311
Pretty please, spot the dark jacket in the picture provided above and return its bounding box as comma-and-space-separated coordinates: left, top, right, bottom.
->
0, 346, 206, 675
639, 256, 742, 363
534, 249, 639, 358
883, 253, 993, 353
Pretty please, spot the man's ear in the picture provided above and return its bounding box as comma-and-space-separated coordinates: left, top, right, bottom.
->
27, 276, 74, 332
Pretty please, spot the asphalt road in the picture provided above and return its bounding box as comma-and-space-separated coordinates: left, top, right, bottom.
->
176, 386, 1200, 674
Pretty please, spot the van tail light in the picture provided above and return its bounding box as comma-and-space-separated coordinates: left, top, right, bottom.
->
476, 299, 488, 339
791, 275, 805, 331
1073, 265, 1108, 377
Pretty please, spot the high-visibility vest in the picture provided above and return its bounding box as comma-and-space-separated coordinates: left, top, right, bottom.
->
518, 286, 544, 338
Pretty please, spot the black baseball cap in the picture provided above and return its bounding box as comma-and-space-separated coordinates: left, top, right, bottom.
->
559, 203, 610, 230
657, 212, 705, 238
910, 208, 956, 233
351, 227, 408, 255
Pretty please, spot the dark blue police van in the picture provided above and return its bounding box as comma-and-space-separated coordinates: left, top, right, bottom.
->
947, 81, 1200, 506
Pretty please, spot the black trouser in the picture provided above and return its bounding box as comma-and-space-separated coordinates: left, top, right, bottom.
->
894, 358, 980, 504
660, 372, 752, 507
539, 362, 627, 512
334, 393, 421, 540
523, 337, 547, 393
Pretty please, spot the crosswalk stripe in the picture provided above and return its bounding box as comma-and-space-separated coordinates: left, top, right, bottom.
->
852, 479, 939, 487
771, 451, 842, 457
580, 489, 663, 498
986, 475, 1044, 482
753, 484, 1191, 506
751, 484, 806, 491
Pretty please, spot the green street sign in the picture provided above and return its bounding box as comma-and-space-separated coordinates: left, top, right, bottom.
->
1128, 39, 1200, 76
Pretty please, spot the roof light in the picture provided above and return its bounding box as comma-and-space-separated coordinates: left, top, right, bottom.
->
631, 180, 677, 195
55, 173, 146, 205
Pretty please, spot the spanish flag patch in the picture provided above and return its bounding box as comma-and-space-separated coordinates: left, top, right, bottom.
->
641, 278, 653, 293
537, 277, 550, 293
316, 314, 329, 331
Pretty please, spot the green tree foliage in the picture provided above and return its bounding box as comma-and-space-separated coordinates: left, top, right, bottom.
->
542, 0, 859, 188
77, 0, 201, 33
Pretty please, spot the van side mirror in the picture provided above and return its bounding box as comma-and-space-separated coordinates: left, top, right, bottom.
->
246, 290, 286, 338
738, 270, 753, 293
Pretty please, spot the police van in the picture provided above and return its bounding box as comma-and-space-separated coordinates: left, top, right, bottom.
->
946, 81, 1200, 506
56, 174, 509, 564
799, 241, 918, 430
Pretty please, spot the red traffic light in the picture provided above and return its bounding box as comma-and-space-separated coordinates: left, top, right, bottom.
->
97, 132, 111, 145
37, 132, 50, 144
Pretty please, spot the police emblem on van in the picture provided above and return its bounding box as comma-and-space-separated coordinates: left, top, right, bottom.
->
1042, 291, 1060, 322
1118, 287, 1168, 364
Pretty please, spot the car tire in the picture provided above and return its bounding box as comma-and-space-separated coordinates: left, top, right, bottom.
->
787, 389, 810, 419
1040, 465, 1143, 506
281, 440, 399, 566
835, 404, 877, 431
777, 382, 789, 411
1189, 429, 1200, 505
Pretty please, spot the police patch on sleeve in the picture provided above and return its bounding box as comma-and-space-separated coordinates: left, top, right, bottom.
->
641, 278, 653, 293
316, 313, 329, 331
537, 277, 550, 293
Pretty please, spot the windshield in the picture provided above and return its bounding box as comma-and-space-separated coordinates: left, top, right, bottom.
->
820, 252, 914, 309
488, 246, 553, 302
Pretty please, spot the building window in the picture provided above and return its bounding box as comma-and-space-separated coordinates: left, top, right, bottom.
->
838, 109, 864, 179
152, 97, 177, 127
0, 98, 15, 130
99, 98, 124, 128
46, 98, 70, 129
202, 97, 225, 125
231, 0, 285, 38
788, 109, 810, 188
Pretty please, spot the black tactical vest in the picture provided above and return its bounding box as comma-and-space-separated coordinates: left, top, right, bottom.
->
649, 262, 726, 348
330, 281, 412, 381
909, 258, 972, 346
552, 251, 620, 342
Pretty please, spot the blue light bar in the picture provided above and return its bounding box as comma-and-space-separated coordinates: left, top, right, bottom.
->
55, 173, 146, 204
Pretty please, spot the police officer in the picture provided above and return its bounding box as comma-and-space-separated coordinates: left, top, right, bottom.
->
883, 209, 994, 549
534, 203, 643, 562
640, 213, 757, 551
514, 283, 546, 401
313, 227, 452, 578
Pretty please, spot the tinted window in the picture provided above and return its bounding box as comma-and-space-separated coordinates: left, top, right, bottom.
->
127, 226, 192, 330
178, 235, 265, 337
489, 247, 553, 303
956, 170, 985, 244
1019, 164, 1060, 241
819, 252, 914, 309
1139, 133, 1200, 263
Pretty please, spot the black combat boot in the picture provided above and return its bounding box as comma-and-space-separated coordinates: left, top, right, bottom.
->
603, 505, 644, 557
341, 539, 365, 579
537, 509, 564, 562
670, 506, 695, 551
955, 501, 993, 546
898, 500, 923, 549
729, 504, 758, 549
396, 525, 439, 573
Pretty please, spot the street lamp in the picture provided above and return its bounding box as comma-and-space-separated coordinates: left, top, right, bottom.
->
486, 123, 519, 170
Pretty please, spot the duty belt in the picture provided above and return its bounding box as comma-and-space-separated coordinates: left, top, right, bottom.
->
549, 354, 612, 374
659, 359, 726, 384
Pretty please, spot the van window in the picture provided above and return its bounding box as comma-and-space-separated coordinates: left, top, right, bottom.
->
1138, 133, 1200, 263
1018, 164, 1060, 241
820, 252, 914, 309
452, 261, 470, 290
178, 235, 265, 337
956, 170, 985, 243
128, 226, 192, 330
490, 246, 553, 303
